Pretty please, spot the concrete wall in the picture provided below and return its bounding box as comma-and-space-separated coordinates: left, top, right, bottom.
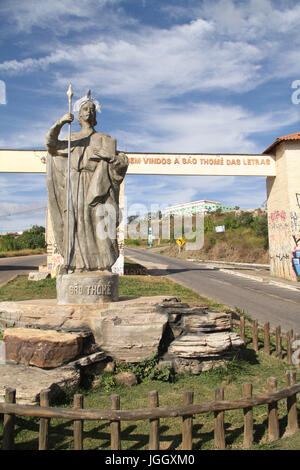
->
267, 141, 300, 280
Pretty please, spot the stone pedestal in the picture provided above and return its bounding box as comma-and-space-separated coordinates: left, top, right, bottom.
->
0, 296, 171, 363
56, 271, 119, 304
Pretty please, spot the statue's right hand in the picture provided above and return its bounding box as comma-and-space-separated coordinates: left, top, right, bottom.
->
58, 113, 74, 126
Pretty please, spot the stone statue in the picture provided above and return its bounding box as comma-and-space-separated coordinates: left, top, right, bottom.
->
45, 91, 128, 275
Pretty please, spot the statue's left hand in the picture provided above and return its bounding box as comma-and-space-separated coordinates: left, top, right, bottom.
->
91, 147, 115, 162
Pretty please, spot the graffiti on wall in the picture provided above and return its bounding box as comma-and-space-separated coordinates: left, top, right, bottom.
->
292, 233, 300, 277
290, 193, 300, 277
269, 210, 287, 224
268, 209, 293, 279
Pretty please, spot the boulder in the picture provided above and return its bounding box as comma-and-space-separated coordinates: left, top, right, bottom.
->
89, 298, 169, 362
168, 331, 244, 359
3, 328, 83, 368
114, 372, 138, 386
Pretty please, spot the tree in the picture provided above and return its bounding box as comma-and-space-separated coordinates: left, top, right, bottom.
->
252, 213, 269, 248
204, 215, 215, 233
224, 214, 238, 230
17, 225, 46, 250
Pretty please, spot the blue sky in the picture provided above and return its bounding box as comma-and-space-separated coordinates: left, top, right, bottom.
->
1, 0, 300, 232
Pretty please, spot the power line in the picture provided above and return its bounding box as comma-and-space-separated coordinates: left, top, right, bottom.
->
0, 206, 47, 219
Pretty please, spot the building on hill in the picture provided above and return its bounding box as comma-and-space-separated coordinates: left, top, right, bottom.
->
164, 200, 235, 216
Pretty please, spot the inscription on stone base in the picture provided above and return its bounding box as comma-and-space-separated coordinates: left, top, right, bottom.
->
56, 272, 118, 305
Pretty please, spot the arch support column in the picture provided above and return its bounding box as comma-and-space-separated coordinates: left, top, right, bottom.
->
266, 140, 300, 281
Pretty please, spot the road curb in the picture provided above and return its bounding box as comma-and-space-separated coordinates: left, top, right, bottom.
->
219, 268, 264, 282
0, 274, 19, 288
219, 268, 300, 292
189, 258, 270, 269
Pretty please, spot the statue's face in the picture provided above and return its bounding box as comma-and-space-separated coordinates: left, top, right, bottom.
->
79, 101, 96, 125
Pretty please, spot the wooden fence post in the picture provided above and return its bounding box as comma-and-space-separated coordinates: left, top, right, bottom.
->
286, 331, 293, 365
2, 387, 16, 451
39, 389, 50, 450
275, 326, 282, 359
73, 394, 84, 450
182, 391, 194, 450
285, 370, 298, 435
214, 388, 225, 450
267, 377, 279, 442
240, 316, 246, 343
242, 383, 253, 449
264, 323, 270, 355
148, 391, 159, 450
253, 320, 258, 352
110, 394, 121, 450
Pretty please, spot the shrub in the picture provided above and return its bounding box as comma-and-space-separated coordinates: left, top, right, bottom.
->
0, 225, 46, 252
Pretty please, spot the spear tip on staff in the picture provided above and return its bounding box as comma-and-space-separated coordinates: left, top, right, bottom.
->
67, 83, 74, 99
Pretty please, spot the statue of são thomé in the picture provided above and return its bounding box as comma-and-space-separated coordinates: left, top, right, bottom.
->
45, 86, 128, 304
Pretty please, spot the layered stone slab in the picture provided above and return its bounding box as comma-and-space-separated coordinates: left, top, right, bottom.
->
167, 331, 244, 374
3, 328, 83, 368
0, 296, 243, 369
0, 296, 169, 363
168, 331, 244, 359
0, 362, 80, 405
182, 311, 232, 333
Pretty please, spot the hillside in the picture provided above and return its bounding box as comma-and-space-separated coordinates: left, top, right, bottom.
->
126, 210, 269, 265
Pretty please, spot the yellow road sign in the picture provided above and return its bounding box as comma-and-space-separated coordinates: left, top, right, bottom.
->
176, 238, 185, 247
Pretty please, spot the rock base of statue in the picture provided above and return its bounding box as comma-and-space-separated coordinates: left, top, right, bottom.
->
56, 271, 118, 304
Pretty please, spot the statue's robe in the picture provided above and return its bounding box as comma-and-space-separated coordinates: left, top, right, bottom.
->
46, 131, 128, 271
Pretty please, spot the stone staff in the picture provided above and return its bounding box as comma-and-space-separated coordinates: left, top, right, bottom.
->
66, 83, 74, 270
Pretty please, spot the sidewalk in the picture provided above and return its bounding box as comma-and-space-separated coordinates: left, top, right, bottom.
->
190, 259, 300, 292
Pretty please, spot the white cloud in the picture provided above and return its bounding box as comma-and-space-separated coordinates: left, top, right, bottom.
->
114, 102, 299, 154
0, 174, 46, 201
125, 173, 267, 216
1, 0, 300, 111
0, 174, 47, 232
40, 22, 264, 101
0, 0, 125, 34
0, 5, 281, 98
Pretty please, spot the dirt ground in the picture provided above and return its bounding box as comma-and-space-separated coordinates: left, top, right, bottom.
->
158, 242, 269, 265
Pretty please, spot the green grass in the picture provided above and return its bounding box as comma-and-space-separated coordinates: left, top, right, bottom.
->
0, 273, 223, 309
0, 276, 57, 302
1, 349, 299, 450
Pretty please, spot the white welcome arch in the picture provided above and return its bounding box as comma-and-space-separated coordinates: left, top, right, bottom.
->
0, 134, 299, 281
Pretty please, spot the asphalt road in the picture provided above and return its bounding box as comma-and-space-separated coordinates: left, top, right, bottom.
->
125, 247, 300, 335
0, 254, 47, 285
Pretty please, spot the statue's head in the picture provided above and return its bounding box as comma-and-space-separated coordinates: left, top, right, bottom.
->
78, 101, 97, 128
74, 90, 101, 129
